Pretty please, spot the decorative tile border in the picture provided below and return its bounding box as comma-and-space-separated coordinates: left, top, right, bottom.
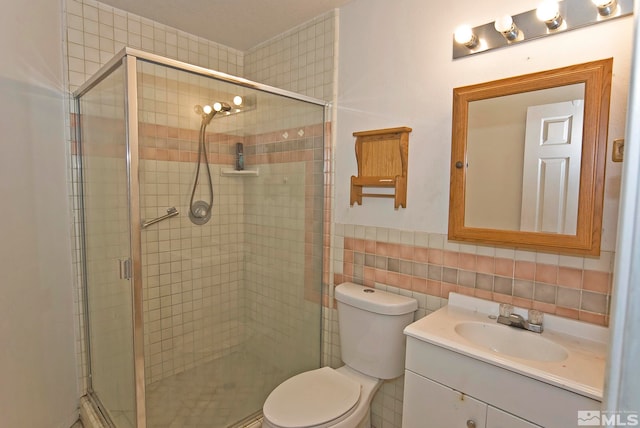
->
334, 234, 612, 326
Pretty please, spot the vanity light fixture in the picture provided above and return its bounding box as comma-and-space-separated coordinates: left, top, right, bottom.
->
494, 15, 522, 42
536, 0, 564, 30
452, 0, 632, 59
454, 25, 479, 49
593, 0, 618, 16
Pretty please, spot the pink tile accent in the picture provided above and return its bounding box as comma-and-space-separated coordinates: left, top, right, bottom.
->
344, 250, 353, 264
354, 239, 365, 252
376, 242, 390, 256
443, 250, 458, 268
495, 258, 514, 277
476, 255, 495, 274
414, 247, 429, 263
364, 240, 376, 254
344, 238, 354, 251
374, 269, 387, 283
343, 262, 353, 277
492, 293, 513, 305
557, 267, 582, 289
387, 243, 400, 258
364, 266, 375, 282
514, 261, 535, 280
411, 277, 427, 294
579, 311, 607, 326
458, 253, 477, 270
512, 297, 534, 309
386, 271, 401, 287
535, 264, 558, 284
400, 244, 414, 261
426, 280, 441, 297
428, 248, 443, 265
582, 270, 611, 293
555, 307, 580, 320
532, 301, 556, 313
441, 282, 458, 299
474, 289, 492, 300
458, 287, 475, 297
397, 274, 412, 290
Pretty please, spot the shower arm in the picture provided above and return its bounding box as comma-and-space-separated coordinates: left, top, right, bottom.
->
142, 207, 179, 229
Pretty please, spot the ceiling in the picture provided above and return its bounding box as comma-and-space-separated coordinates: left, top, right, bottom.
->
99, 0, 353, 51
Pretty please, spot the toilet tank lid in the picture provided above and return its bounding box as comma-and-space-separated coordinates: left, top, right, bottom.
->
335, 282, 418, 315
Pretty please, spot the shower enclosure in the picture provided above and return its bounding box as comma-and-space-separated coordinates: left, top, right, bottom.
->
75, 48, 327, 428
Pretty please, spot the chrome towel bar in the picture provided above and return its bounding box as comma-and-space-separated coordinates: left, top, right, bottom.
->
142, 207, 179, 228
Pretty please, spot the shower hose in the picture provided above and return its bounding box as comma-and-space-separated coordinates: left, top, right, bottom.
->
189, 120, 214, 219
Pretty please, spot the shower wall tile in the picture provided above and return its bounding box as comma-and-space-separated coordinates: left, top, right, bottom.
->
64, 0, 244, 93
243, 11, 337, 102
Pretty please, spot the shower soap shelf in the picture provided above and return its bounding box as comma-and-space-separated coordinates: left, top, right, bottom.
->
350, 127, 411, 209
220, 168, 259, 177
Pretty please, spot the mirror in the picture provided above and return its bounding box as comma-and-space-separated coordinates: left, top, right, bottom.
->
448, 59, 612, 255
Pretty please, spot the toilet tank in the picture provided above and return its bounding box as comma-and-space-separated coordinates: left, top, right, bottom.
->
335, 282, 418, 379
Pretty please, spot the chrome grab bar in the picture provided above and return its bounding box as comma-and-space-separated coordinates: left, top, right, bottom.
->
142, 207, 179, 229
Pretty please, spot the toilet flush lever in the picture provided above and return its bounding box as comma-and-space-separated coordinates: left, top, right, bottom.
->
466, 420, 476, 428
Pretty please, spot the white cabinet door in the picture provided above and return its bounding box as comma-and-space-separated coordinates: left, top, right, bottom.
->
403, 371, 487, 428
487, 406, 541, 428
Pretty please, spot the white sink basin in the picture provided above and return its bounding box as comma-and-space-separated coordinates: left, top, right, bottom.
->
454, 321, 569, 362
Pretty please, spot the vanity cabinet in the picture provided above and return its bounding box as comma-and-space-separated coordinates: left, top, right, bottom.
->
402, 336, 601, 428
403, 371, 539, 428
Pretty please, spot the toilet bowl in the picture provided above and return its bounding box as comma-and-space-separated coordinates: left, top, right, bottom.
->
262, 283, 418, 428
262, 366, 381, 428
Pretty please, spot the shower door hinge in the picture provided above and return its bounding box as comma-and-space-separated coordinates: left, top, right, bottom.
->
119, 258, 132, 280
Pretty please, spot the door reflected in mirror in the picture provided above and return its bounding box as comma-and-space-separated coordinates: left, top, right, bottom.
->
465, 83, 585, 234
449, 59, 612, 255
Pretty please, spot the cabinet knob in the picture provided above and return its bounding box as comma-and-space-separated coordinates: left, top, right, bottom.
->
466, 420, 476, 428
455, 161, 464, 169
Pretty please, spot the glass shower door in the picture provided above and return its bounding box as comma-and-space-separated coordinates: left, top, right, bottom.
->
78, 62, 136, 427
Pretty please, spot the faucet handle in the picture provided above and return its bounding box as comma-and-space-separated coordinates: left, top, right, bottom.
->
499, 303, 513, 317
528, 309, 544, 325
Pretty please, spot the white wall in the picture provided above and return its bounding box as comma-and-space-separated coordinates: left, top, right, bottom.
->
0, 0, 78, 426
335, 0, 631, 253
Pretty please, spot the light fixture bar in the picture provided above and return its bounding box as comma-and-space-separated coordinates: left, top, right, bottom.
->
453, 0, 632, 59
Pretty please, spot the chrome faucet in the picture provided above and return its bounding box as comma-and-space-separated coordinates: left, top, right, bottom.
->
497, 305, 544, 333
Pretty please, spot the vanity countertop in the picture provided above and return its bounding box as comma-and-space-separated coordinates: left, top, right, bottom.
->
404, 293, 609, 401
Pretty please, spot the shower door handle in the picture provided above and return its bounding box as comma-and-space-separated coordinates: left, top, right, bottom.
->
119, 258, 132, 280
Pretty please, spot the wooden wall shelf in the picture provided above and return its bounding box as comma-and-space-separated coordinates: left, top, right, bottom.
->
350, 127, 412, 209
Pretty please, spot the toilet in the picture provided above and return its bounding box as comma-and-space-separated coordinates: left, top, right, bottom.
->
262, 282, 418, 428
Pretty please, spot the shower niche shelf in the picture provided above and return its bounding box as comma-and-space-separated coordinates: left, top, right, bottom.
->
350, 127, 411, 209
220, 168, 259, 177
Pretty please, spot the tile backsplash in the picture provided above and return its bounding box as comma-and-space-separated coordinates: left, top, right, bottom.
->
332, 223, 613, 326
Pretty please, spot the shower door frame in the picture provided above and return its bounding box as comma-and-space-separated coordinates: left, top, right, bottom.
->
75, 47, 329, 428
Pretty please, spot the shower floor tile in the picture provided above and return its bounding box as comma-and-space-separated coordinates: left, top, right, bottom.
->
145, 350, 282, 428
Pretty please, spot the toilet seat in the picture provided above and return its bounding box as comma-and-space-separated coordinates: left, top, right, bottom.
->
263, 367, 362, 428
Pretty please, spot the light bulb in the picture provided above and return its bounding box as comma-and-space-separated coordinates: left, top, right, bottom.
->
494, 15, 521, 42
454, 26, 478, 48
537, 1, 563, 29
536, 1, 559, 21
494, 15, 514, 33
233, 95, 243, 106
213, 102, 222, 112
202, 105, 213, 115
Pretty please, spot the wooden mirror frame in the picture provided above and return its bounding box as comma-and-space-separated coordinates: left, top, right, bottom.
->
448, 58, 612, 256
